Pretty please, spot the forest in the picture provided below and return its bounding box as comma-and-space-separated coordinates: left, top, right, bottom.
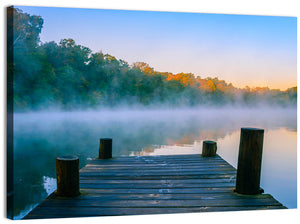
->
9, 8, 297, 111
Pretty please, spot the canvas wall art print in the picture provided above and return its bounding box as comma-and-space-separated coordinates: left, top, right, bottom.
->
6, 5, 297, 220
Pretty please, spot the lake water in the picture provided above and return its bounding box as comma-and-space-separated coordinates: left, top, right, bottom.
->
12, 107, 297, 219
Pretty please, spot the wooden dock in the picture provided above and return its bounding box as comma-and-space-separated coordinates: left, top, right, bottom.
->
24, 153, 286, 219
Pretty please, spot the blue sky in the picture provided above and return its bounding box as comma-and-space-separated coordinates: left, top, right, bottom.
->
17, 6, 297, 90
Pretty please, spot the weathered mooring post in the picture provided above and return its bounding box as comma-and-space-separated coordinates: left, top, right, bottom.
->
235, 128, 264, 195
99, 138, 112, 159
202, 141, 217, 157
56, 156, 80, 197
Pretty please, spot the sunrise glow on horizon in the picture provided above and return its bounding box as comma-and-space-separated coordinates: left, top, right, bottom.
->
17, 6, 297, 91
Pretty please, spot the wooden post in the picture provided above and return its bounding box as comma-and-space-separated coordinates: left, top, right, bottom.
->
99, 138, 112, 159
202, 141, 217, 157
235, 128, 264, 195
56, 156, 80, 197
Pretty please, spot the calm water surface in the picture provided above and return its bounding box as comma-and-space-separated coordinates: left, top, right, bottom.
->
13, 108, 297, 219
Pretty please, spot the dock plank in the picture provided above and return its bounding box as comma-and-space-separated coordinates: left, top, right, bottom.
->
24, 205, 285, 219
24, 154, 286, 219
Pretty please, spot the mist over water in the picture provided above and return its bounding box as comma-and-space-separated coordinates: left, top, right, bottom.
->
13, 107, 297, 219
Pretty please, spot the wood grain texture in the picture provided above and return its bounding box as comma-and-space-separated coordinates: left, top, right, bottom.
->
235, 128, 264, 195
24, 153, 286, 219
99, 138, 112, 159
56, 156, 80, 197
202, 141, 217, 157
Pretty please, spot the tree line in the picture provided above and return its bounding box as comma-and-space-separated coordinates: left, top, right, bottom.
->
10, 8, 297, 111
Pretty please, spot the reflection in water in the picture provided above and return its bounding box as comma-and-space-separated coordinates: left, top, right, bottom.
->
13, 108, 297, 219
43, 176, 57, 195
261, 128, 297, 209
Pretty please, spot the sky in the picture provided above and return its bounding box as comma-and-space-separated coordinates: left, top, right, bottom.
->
16, 5, 297, 90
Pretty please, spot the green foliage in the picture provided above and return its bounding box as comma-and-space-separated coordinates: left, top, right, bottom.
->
11, 8, 297, 111
12, 7, 43, 51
